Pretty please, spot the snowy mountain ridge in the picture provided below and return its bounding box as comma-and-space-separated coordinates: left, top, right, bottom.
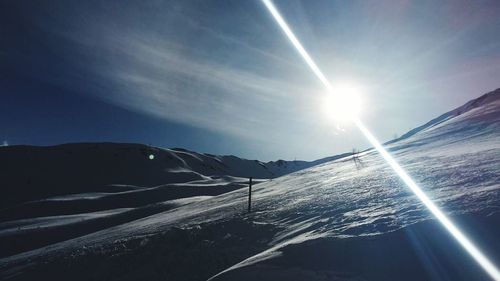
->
0, 143, 345, 209
0, 88, 499, 281
387, 88, 500, 144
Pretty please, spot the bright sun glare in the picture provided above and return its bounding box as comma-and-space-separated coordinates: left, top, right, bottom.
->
322, 83, 363, 122
263, 0, 500, 279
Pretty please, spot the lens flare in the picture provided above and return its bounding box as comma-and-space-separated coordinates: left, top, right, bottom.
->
261, 0, 332, 91
261, 0, 500, 279
355, 119, 500, 281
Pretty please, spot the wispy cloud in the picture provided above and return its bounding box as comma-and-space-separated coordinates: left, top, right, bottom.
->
20, 0, 499, 160
112, 39, 310, 140
62, 20, 315, 142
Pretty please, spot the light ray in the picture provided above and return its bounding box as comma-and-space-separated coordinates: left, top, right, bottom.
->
261, 0, 500, 280
262, 0, 332, 90
355, 119, 500, 280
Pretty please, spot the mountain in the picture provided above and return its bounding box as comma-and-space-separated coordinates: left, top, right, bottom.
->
1, 89, 499, 281
0, 143, 345, 209
387, 88, 500, 145
0, 142, 346, 257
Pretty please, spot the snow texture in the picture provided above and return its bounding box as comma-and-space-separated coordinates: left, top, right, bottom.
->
0, 89, 499, 281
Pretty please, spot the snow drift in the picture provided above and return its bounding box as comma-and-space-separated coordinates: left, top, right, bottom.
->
0, 88, 499, 281
0, 143, 343, 209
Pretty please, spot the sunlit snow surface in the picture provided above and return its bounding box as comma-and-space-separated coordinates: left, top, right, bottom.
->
1, 93, 499, 280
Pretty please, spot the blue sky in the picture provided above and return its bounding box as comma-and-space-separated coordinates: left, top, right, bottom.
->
1, 0, 500, 161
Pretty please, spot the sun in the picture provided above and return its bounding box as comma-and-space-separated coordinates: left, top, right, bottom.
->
322, 82, 364, 123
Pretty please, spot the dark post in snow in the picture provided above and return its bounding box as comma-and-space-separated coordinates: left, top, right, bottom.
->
248, 177, 253, 213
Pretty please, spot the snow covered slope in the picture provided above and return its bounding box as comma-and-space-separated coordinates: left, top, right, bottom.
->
0, 143, 340, 209
0, 89, 499, 281
387, 88, 500, 144
0, 142, 342, 256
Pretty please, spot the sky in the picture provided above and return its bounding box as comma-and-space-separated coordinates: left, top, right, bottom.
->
1, 0, 500, 161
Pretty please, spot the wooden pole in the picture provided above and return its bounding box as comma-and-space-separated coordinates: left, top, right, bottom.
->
248, 177, 252, 213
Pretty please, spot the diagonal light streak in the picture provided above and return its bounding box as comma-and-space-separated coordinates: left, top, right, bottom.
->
355, 119, 500, 280
261, 0, 500, 280
262, 0, 332, 90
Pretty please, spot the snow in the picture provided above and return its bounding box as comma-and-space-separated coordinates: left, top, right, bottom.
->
43, 193, 112, 201
0, 177, 251, 223
0, 142, 339, 210
0, 208, 132, 236
0, 89, 499, 280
